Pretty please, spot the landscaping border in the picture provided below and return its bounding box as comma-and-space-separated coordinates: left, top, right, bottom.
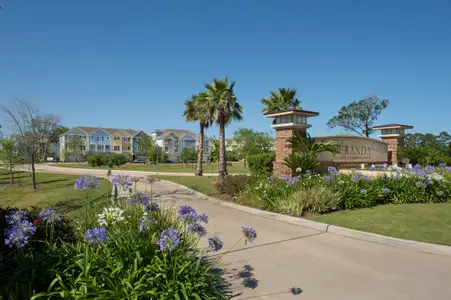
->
160, 179, 451, 257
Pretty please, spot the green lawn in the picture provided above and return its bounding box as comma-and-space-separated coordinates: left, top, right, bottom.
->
50, 162, 249, 174
0, 170, 110, 217
155, 175, 218, 196
309, 203, 451, 246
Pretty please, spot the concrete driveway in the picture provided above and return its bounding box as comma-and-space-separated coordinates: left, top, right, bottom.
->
27, 164, 451, 299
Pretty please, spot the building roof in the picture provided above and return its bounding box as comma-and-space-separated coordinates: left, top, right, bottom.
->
61, 127, 144, 137
154, 129, 199, 139
373, 124, 414, 130
263, 109, 320, 118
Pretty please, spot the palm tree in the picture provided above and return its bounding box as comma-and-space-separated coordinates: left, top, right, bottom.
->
260, 88, 301, 113
204, 77, 243, 180
183, 92, 213, 176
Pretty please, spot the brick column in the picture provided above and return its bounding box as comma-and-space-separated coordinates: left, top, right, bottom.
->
273, 128, 306, 175
381, 136, 404, 164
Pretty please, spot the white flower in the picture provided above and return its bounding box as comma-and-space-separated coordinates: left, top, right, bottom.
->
296, 167, 302, 173
98, 207, 125, 226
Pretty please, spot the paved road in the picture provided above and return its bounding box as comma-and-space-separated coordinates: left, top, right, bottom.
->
28, 165, 451, 299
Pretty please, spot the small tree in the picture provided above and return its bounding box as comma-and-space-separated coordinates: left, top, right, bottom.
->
327, 96, 389, 137
2, 99, 60, 189
233, 128, 274, 167
0, 137, 21, 185
136, 136, 155, 163
66, 136, 85, 162
180, 148, 197, 163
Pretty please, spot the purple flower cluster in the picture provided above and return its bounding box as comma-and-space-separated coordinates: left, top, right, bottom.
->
438, 163, 446, 168
349, 168, 357, 173
178, 205, 196, 216
188, 223, 207, 237
447, 166, 451, 172
328, 166, 338, 175
181, 211, 199, 224
138, 216, 158, 232
145, 176, 156, 184
178, 205, 209, 226
84, 227, 109, 245
130, 192, 150, 206
241, 226, 257, 244
158, 227, 179, 252
369, 165, 377, 171
352, 172, 372, 183
111, 174, 133, 191
146, 202, 160, 213
74, 175, 101, 191
323, 175, 334, 183
424, 165, 435, 174
382, 188, 391, 194
4, 211, 37, 248
39, 208, 62, 224
208, 235, 223, 251
304, 170, 312, 176
287, 177, 298, 186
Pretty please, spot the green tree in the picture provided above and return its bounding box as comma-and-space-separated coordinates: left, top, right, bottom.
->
204, 77, 243, 180
136, 136, 155, 163
180, 147, 197, 163
209, 137, 220, 164
65, 136, 85, 162
232, 128, 274, 167
327, 96, 389, 137
260, 88, 301, 113
183, 92, 214, 176
0, 137, 21, 185
152, 145, 168, 163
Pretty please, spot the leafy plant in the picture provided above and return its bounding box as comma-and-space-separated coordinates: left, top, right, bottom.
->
278, 186, 341, 215
247, 153, 275, 176
222, 175, 255, 197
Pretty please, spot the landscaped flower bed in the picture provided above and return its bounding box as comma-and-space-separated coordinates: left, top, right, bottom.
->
229, 164, 451, 217
1, 175, 257, 299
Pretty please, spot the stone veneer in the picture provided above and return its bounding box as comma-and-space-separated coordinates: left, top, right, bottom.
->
274, 127, 306, 175
381, 136, 404, 164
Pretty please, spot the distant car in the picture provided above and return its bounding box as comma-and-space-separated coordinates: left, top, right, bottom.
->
133, 159, 144, 163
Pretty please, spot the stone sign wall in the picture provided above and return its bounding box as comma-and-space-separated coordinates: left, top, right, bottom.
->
316, 136, 388, 164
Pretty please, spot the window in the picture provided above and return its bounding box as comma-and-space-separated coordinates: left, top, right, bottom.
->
101, 137, 105, 142
106, 136, 109, 140
165, 147, 169, 152
174, 147, 179, 153
175, 139, 179, 144
114, 146, 120, 151
97, 145, 104, 152
134, 146, 139, 152
90, 145, 96, 151
81, 145, 86, 151
96, 136, 100, 142
114, 136, 120, 140
105, 145, 110, 152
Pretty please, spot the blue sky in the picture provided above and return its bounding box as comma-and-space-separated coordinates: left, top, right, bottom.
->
1, 0, 450, 138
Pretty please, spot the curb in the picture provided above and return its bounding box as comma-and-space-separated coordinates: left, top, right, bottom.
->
160, 179, 451, 257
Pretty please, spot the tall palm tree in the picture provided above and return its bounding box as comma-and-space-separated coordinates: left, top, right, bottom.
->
183, 92, 213, 176
260, 88, 301, 113
204, 77, 243, 180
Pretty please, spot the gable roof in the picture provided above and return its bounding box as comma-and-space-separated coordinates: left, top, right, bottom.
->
63, 127, 145, 137
156, 129, 200, 139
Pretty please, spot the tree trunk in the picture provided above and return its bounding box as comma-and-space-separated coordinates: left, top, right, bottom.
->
243, 159, 246, 168
9, 161, 14, 185
31, 152, 37, 190
219, 117, 227, 181
42, 141, 48, 161
195, 124, 204, 176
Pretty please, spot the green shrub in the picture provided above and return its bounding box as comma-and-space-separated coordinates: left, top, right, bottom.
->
247, 153, 275, 176
283, 153, 318, 175
86, 153, 130, 168
222, 175, 255, 196
278, 186, 341, 216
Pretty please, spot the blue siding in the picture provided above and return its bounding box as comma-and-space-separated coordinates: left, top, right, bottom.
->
89, 129, 112, 153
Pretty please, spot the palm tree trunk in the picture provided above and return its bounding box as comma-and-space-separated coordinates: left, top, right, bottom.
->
219, 116, 227, 181
195, 124, 204, 176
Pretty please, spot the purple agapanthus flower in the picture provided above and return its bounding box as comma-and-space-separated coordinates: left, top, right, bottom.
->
188, 223, 207, 237
208, 235, 223, 251
352, 172, 372, 183
111, 174, 133, 191
287, 177, 298, 186
178, 205, 196, 216
360, 189, 367, 195
145, 202, 160, 212
84, 227, 109, 245
145, 176, 156, 184
281, 174, 290, 181
241, 226, 257, 244
369, 165, 377, 171
198, 213, 209, 224
349, 168, 357, 173
181, 211, 199, 224
39, 208, 62, 223
74, 175, 101, 191
423, 179, 432, 186
323, 175, 334, 183
5, 210, 29, 226
382, 188, 391, 194
138, 216, 157, 232
158, 227, 179, 252
328, 166, 338, 175
447, 166, 451, 172
424, 165, 435, 174
130, 192, 150, 206
438, 163, 446, 168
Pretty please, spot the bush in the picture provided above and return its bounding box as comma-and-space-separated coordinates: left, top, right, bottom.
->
222, 175, 255, 196
86, 153, 130, 168
247, 153, 275, 176
283, 153, 319, 175
278, 186, 341, 215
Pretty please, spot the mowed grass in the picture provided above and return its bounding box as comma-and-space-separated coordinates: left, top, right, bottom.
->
0, 170, 110, 217
155, 175, 218, 196
50, 162, 249, 174
309, 203, 451, 246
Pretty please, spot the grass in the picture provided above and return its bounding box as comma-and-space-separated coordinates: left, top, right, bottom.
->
155, 175, 218, 196
0, 170, 110, 217
309, 203, 451, 246
50, 162, 249, 174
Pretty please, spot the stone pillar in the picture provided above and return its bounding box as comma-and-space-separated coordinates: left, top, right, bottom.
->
274, 128, 306, 175
381, 136, 404, 164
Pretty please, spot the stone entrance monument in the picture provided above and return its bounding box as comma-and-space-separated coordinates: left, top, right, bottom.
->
264, 109, 319, 175
373, 123, 413, 164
